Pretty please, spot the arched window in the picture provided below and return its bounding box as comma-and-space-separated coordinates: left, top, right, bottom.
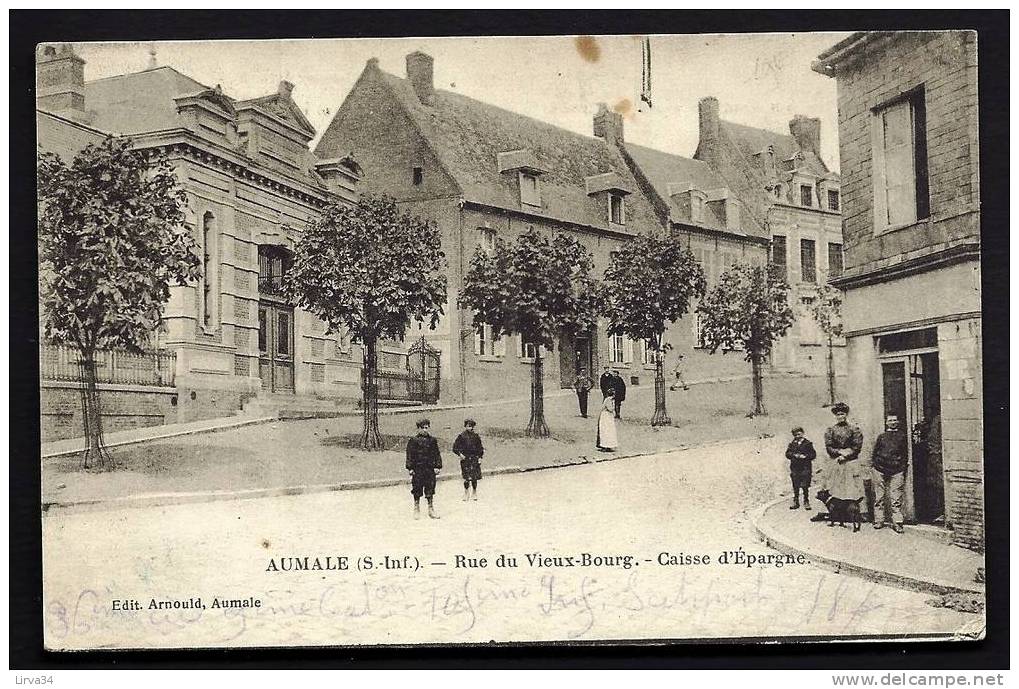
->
258, 245, 292, 297
201, 212, 218, 329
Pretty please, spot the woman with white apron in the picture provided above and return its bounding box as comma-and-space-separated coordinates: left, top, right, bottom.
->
596, 389, 618, 452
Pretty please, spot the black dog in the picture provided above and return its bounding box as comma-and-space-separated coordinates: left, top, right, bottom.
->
815, 489, 862, 532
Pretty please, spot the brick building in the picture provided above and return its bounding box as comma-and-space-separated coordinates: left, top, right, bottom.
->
37, 44, 364, 440
316, 52, 765, 403
813, 31, 982, 549
693, 97, 846, 376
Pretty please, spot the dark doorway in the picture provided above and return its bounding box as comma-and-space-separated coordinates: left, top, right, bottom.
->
910, 352, 944, 524
559, 330, 593, 388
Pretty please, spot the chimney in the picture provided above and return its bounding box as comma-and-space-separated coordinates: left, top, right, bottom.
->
406, 51, 434, 105
697, 97, 721, 171
593, 102, 624, 145
278, 80, 295, 99
36, 44, 86, 118
789, 115, 821, 156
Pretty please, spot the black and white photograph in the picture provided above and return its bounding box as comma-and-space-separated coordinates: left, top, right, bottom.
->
24, 22, 996, 655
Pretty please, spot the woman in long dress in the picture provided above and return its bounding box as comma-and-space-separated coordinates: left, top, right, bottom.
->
596, 390, 618, 452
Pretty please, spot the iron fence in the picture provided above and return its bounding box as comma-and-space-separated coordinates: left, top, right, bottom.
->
40, 344, 176, 387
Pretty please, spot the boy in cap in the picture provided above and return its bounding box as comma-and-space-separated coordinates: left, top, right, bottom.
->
406, 418, 442, 519
453, 418, 484, 502
785, 426, 817, 509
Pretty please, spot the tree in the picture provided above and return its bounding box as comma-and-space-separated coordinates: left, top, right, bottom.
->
284, 195, 447, 450
604, 233, 706, 426
460, 227, 604, 437
697, 262, 794, 415
810, 279, 844, 407
37, 137, 201, 470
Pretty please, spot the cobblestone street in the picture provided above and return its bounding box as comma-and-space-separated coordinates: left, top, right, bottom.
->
42, 434, 981, 649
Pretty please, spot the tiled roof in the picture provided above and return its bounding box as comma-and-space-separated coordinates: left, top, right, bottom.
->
85, 67, 211, 135
623, 142, 767, 239
721, 119, 833, 178
376, 70, 662, 235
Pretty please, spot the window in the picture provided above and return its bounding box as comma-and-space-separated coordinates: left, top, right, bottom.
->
800, 185, 813, 207
827, 242, 844, 279
827, 189, 840, 212
473, 323, 504, 357
690, 195, 704, 223
641, 339, 658, 366
518, 335, 538, 360
412, 166, 423, 186
258, 245, 291, 296
608, 332, 626, 364
694, 311, 707, 349
479, 228, 496, 253
609, 194, 625, 225
519, 172, 540, 207
800, 238, 816, 283
773, 184, 783, 200
874, 87, 929, 229
771, 235, 788, 281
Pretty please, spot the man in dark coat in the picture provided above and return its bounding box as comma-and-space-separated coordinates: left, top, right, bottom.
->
452, 418, 484, 502
785, 426, 817, 510
573, 368, 594, 418
872, 415, 908, 532
611, 370, 627, 419
406, 418, 442, 519
599, 367, 614, 398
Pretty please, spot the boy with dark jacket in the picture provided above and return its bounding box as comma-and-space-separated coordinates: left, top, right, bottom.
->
406, 418, 442, 519
453, 418, 484, 502
785, 426, 817, 510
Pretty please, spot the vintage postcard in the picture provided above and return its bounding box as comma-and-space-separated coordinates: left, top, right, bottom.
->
36, 31, 986, 650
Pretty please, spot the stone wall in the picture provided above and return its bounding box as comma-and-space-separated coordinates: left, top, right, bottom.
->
41, 382, 180, 442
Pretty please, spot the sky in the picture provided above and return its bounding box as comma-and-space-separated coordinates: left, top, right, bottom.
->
72, 32, 851, 170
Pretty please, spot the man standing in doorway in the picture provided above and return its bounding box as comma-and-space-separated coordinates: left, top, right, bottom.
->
872, 415, 908, 533
611, 370, 627, 419
573, 367, 594, 418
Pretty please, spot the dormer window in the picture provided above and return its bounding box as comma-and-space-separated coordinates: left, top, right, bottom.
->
800, 185, 813, 207
690, 195, 704, 223
827, 189, 840, 212
520, 172, 540, 207
609, 193, 625, 225
412, 166, 423, 186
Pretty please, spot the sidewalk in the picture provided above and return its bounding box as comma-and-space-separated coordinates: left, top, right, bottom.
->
751, 497, 985, 596
40, 372, 754, 459
43, 374, 826, 514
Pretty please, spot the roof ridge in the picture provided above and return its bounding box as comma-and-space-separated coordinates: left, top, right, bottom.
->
85, 64, 210, 91
379, 68, 610, 148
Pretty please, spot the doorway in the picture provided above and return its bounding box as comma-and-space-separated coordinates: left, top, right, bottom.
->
879, 345, 944, 524
559, 330, 594, 388
258, 303, 295, 393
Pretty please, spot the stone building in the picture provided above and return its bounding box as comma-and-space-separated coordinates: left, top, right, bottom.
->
813, 31, 982, 549
37, 45, 363, 440
316, 52, 764, 403
693, 97, 846, 376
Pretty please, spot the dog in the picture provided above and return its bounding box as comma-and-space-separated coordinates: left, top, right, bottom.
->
815, 489, 863, 532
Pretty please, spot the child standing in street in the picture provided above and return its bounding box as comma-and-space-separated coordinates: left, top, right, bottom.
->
785, 426, 817, 510
453, 418, 484, 502
406, 418, 442, 519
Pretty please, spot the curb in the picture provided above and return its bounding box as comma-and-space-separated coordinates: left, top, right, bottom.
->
40, 416, 278, 460
43, 434, 769, 515
749, 496, 983, 596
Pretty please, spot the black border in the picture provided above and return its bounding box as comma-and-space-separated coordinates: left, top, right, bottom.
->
10, 9, 1009, 670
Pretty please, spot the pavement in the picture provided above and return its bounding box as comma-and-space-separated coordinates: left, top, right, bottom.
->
39, 372, 754, 459
751, 496, 985, 596
41, 438, 983, 650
